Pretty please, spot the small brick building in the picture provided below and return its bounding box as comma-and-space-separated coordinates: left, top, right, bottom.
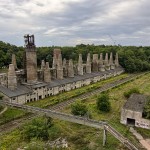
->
121, 93, 150, 129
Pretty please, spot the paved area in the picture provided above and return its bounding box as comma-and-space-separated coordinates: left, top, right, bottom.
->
130, 127, 150, 150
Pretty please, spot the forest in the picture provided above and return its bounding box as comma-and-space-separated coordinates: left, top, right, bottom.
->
0, 41, 150, 73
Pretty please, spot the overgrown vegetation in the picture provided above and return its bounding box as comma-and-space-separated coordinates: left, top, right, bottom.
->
0, 41, 150, 73
0, 108, 27, 125
71, 100, 88, 116
1, 73, 150, 150
22, 117, 53, 141
143, 97, 150, 119
123, 87, 140, 98
96, 93, 111, 112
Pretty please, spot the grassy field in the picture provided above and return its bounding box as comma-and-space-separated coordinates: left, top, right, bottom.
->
0, 73, 128, 126
0, 72, 150, 150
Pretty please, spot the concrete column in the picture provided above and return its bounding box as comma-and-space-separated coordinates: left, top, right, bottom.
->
103, 128, 107, 146
92, 54, 99, 72
104, 53, 110, 70
78, 54, 83, 75
109, 52, 115, 70
68, 59, 74, 77
8, 64, 17, 90
12, 54, 17, 70
63, 58, 67, 77
115, 53, 119, 67
99, 53, 105, 72
44, 62, 51, 83
41, 60, 45, 70
86, 53, 91, 74
57, 54, 63, 79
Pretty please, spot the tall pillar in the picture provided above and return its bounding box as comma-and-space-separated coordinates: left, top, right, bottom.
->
24, 34, 37, 83
109, 52, 115, 70
12, 54, 17, 70
68, 59, 74, 77
63, 58, 67, 77
103, 128, 107, 146
104, 53, 110, 70
78, 54, 83, 75
86, 53, 91, 74
44, 62, 51, 83
115, 53, 119, 67
8, 64, 17, 90
41, 60, 45, 70
92, 54, 99, 72
57, 54, 63, 79
99, 53, 105, 72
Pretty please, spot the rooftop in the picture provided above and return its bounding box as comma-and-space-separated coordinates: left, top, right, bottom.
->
0, 67, 123, 98
123, 93, 148, 112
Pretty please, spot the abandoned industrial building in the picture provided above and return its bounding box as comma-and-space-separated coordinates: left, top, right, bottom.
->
0, 35, 124, 104
121, 93, 150, 129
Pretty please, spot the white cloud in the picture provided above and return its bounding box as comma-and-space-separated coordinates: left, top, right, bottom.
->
0, 0, 150, 46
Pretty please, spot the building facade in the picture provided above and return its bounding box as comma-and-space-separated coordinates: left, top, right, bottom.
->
121, 94, 150, 129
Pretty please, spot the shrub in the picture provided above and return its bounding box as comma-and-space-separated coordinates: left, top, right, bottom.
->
71, 100, 88, 116
22, 117, 53, 141
96, 93, 111, 112
124, 88, 140, 98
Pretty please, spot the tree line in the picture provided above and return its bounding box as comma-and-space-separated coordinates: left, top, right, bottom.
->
0, 41, 150, 73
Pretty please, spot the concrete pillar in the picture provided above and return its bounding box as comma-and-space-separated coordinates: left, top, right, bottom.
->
78, 54, 83, 75
57, 54, 63, 79
44, 62, 51, 83
92, 54, 99, 72
115, 53, 119, 67
109, 52, 115, 70
86, 53, 91, 74
8, 64, 17, 90
99, 53, 105, 72
104, 53, 110, 70
25, 42, 38, 83
68, 59, 74, 77
103, 128, 107, 146
41, 60, 45, 70
63, 58, 67, 77
12, 54, 17, 70
52, 56, 57, 69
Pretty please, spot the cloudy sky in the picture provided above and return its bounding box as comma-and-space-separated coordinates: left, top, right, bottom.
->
0, 0, 150, 46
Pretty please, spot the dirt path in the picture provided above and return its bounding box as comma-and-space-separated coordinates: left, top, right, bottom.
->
0, 106, 7, 115
130, 127, 150, 150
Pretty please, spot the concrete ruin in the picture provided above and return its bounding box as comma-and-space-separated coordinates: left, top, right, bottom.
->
0, 35, 124, 104
121, 94, 150, 129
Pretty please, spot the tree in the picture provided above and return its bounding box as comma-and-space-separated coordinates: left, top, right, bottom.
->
22, 117, 53, 141
71, 100, 88, 116
96, 93, 111, 112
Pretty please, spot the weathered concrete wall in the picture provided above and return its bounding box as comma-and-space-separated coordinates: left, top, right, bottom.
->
26, 50, 38, 83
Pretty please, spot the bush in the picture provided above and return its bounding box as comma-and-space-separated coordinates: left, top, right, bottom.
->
96, 93, 111, 112
124, 88, 140, 98
22, 117, 53, 141
71, 100, 88, 116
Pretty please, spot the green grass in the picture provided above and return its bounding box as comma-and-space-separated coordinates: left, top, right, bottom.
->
0, 107, 27, 125
0, 73, 149, 149
0, 73, 128, 126
28, 73, 129, 108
